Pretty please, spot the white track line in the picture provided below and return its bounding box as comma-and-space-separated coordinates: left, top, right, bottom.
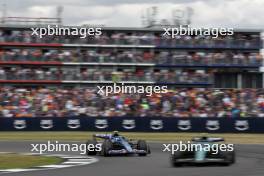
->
0, 153, 98, 174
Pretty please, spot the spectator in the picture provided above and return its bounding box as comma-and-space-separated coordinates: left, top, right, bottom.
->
0, 88, 264, 118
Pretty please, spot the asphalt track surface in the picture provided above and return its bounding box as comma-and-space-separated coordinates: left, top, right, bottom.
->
0, 141, 264, 176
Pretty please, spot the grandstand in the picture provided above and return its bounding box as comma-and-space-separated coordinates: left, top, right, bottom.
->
0, 17, 263, 118
0, 18, 263, 88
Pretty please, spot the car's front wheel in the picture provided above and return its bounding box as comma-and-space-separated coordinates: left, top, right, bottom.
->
102, 139, 113, 157
86, 139, 98, 156
171, 151, 183, 167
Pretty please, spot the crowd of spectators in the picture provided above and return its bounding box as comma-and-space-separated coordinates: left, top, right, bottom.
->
0, 30, 261, 48
0, 88, 264, 118
0, 29, 262, 118
0, 49, 262, 66
0, 67, 210, 83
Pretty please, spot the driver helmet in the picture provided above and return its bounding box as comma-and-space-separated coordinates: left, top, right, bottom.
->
200, 133, 208, 140
113, 131, 119, 137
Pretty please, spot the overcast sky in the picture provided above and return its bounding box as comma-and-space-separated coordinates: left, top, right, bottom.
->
0, 0, 263, 28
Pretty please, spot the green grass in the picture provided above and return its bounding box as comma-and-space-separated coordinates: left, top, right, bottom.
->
0, 132, 263, 144
0, 153, 63, 169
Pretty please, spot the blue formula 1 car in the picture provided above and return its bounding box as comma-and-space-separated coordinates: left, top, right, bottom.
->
171, 136, 235, 166
86, 131, 150, 156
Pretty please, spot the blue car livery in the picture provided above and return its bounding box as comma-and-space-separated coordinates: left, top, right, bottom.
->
86, 133, 150, 156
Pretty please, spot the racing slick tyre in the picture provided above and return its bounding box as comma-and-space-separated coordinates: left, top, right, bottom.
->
171, 151, 183, 167
222, 150, 235, 166
137, 140, 148, 156
102, 139, 113, 157
86, 139, 98, 156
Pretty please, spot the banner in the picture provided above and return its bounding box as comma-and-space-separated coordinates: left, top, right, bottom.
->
0, 117, 263, 133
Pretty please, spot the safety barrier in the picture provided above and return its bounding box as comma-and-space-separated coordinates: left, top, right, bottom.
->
0, 117, 263, 133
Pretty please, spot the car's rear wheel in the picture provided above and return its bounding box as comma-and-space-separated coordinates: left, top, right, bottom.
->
137, 140, 148, 156
222, 150, 235, 166
86, 139, 97, 156
228, 150, 235, 164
